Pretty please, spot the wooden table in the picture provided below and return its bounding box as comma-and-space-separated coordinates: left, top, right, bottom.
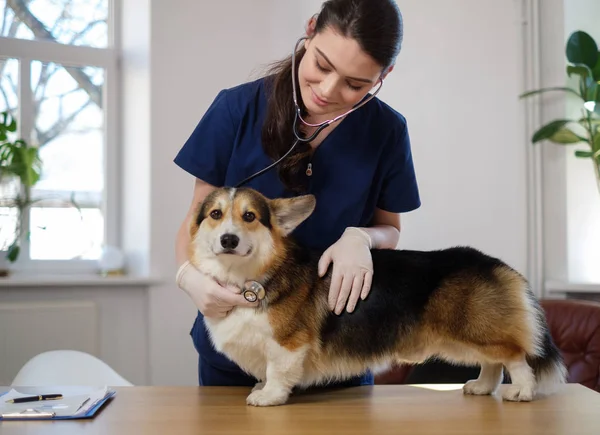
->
1, 384, 599, 434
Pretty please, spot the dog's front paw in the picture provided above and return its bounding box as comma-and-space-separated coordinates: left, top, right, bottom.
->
463, 379, 497, 396
502, 385, 534, 402
246, 388, 289, 407
251, 382, 265, 393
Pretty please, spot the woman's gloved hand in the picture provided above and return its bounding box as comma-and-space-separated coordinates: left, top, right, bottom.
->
176, 261, 259, 318
318, 227, 373, 315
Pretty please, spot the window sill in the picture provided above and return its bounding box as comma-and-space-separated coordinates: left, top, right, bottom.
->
0, 273, 162, 288
545, 280, 600, 294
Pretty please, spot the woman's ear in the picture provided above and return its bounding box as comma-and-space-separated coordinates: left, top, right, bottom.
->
380, 64, 395, 81
305, 14, 317, 38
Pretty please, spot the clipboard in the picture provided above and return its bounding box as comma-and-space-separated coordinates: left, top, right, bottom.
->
0, 388, 116, 421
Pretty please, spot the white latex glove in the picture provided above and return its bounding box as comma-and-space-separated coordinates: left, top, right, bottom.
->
176, 261, 258, 318
318, 227, 374, 315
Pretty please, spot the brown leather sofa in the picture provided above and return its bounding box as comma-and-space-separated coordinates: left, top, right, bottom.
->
374, 298, 600, 392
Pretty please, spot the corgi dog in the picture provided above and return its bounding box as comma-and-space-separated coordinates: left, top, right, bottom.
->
187, 187, 567, 407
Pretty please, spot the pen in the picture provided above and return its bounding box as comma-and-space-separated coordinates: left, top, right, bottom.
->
5, 394, 63, 404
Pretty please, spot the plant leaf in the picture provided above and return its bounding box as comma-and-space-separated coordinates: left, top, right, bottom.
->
0, 111, 16, 133
6, 117, 16, 132
593, 54, 600, 81
586, 94, 600, 115
6, 243, 20, 262
567, 31, 599, 69
575, 150, 593, 158
567, 64, 594, 81
519, 86, 583, 100
585, 80, 599, 102
594, 133, 600, 152
532, 120, 572, 143
7, 141, 42, 187
550, 127, 586, 144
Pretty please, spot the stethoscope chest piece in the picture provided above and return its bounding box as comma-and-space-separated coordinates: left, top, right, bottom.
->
243, 281, 266, 302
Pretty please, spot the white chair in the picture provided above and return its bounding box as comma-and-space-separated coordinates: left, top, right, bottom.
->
11, 350, 134, 386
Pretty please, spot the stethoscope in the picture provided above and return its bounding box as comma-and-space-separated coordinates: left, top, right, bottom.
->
237, 37, 384, 303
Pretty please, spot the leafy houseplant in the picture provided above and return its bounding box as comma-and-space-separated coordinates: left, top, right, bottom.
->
520, 30, 600, 194
0, 111, 42, 266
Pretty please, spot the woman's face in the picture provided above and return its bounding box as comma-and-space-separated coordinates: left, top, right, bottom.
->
297, 25, 391, 120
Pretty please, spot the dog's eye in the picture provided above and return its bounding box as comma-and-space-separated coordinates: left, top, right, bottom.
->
242, 211, 255, 223
210, 210, 222, 220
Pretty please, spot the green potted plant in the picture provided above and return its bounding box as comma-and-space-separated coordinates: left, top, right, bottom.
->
0, 110, 42, 275
520, 30, 600, 194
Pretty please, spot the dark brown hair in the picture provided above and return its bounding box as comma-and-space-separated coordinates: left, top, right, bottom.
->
261, 0, 403, 193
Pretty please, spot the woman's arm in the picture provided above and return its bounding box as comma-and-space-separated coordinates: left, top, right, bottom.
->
360, 207, 401, 250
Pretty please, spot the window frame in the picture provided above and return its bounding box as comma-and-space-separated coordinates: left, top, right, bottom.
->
0, 0, 120, 274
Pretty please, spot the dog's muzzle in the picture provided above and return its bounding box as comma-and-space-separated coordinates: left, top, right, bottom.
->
243, 281, 266, 302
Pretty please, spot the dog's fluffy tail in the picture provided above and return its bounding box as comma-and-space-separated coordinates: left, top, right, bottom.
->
526, 296, 568, 395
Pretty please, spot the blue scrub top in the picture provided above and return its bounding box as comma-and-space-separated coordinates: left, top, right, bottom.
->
175, 77, 420, 250
174, 76, 421, 386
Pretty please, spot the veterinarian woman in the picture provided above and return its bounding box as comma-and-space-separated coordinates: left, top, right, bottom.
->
174, 0, 421, 387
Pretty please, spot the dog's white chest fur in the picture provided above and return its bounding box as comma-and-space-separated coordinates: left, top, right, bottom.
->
204, 308, 272, 381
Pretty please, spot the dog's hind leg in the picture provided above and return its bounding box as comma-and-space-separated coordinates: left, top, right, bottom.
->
502, 355, 536, 402
463, 346, 536, 401
463, 362, 503, 396
439, 342, 534, 400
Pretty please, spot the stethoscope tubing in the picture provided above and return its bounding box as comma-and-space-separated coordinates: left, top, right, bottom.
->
234, 116, 330, 188
234, 37, 384, 188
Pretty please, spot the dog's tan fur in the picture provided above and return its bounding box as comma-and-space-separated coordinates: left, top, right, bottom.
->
187, 187, 566, 406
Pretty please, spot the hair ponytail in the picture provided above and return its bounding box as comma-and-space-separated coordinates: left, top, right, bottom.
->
261, 47, 311, 194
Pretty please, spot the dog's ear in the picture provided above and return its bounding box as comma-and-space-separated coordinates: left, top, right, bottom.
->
270, 194, 316, 236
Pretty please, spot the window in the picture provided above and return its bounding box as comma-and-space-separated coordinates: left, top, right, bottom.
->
0, 0, 118, 271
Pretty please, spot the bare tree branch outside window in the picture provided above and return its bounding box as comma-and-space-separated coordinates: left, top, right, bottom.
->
3, 0, 105, 147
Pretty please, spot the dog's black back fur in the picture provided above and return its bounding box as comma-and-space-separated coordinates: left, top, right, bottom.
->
318, 247, 511, 359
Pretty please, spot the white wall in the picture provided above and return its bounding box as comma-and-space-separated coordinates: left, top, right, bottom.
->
380, 0, 528, 269
137, 0, 537, 385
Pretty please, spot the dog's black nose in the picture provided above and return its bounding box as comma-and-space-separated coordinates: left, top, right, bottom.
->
220, 234, 239, 250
